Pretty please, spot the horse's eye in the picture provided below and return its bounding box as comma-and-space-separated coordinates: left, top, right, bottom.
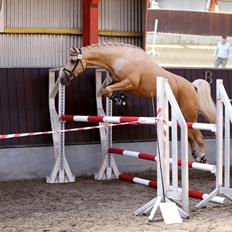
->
70, 56, 78, 63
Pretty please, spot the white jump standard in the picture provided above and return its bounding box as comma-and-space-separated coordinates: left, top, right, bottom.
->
48, 68, 232, 223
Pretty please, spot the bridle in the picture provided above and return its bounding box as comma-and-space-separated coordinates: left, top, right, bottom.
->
62, 47, 85, 82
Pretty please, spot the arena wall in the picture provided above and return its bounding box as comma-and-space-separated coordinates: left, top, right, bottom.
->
0, 139, 228, 181
147, 9, 232, 36
0, 68, 231, 180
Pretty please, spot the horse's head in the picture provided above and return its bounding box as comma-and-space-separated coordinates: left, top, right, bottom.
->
60, 47, 86, 86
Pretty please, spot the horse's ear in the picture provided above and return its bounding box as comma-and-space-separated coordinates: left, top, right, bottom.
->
69, 47, 77, 55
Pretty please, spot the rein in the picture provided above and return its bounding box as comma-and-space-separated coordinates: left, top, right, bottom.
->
63, 48, 85, 81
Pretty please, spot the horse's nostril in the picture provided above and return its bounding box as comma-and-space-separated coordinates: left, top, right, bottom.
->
60, 75, 71, 86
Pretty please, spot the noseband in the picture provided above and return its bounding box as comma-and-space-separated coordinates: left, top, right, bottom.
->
62, 48, 84, 83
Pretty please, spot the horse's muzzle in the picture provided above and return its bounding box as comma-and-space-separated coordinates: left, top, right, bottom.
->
60, 71, 71, 86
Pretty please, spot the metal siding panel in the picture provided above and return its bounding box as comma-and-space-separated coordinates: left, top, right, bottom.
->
99, 36, 142, 47
0, 34, 82, 67
5, 0, 82, 28
99, 0, 143, 32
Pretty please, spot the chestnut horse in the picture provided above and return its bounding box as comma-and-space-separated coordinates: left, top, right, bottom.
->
60, 43, 216, 163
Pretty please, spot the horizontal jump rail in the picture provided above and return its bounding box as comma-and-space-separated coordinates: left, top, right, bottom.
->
108, 147, 216, 173
61, 115, 216, 132
119, 174, 224, 204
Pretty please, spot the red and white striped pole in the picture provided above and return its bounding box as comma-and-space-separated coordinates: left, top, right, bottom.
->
108, 147, 216, 173
119, 173, 224, 204
61, 115, 216, 132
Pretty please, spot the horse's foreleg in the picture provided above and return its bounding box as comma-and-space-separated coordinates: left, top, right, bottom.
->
101, 79, 133, 97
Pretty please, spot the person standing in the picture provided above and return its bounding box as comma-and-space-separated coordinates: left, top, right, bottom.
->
214, 36, 231, 68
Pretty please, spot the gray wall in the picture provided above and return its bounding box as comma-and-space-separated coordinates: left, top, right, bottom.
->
0, 139, 228, 181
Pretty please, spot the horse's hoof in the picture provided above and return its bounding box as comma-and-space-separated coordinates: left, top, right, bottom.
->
110, 93, 128, 107
119, 93, 126, 99
192, 150, 199, 161
199, 155, 207, 163
192, 150, 206, 163
122, 101, 127, 106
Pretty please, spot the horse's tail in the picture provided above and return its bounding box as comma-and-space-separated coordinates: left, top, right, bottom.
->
192, 79, 216, 123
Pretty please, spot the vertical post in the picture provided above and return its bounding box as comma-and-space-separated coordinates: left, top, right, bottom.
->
171, 110, 178, 193
180, 119, 189, 213
156, 77, 167, 197
142, 0, 149, 49
58, 78, 65, 182
216, 79, 223, 188
224, 109, 230, 188
82, 0, 99, 46
209, 0, 218, 11
150, 19, 158, 55
95, 69, 120, 180
163, 79, 170, 190
106, 72, 113, 178
0, 0, 4, 32
164, 80, 189, 214
47, 69, 75, 183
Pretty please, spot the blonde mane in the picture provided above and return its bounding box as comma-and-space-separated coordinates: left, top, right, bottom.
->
84, 42, 137, 50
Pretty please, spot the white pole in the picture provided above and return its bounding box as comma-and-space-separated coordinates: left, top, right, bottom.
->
106, 72, 113, 179
151, 19, 158, 56
156, 76, 166, 197
164, 79, 170, 192
224, 110, 230, 188
216, 79, 223, 188
0, 0, 4, 32
58, 71, 66, 182
171, 111, 178, 193
165, 81, 189, 214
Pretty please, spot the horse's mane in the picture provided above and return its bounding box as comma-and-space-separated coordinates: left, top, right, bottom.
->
83, 42, 138, 50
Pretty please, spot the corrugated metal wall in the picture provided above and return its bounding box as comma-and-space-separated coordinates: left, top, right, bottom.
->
0, 34, 82, 67
99, 0, 143, 32
99, 0, 143, 47
0, 67, 231, 148
1, 0, 83, 67
99, 36, 142, 47
99, 0, 144, 47
5, 0, 82, 28
1, 0, 144, 67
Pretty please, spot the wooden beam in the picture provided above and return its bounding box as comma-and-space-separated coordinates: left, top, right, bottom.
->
3, 28, 143, 37
4, 28, 82, 35
82, 0, 99, 46
98, 31, 142, 37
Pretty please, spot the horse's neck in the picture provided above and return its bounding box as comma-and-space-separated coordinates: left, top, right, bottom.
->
83, 47, 116, 70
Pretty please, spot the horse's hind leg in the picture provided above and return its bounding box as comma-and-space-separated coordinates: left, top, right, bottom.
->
188, 129, 197, 157
189, 129, 207, 163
